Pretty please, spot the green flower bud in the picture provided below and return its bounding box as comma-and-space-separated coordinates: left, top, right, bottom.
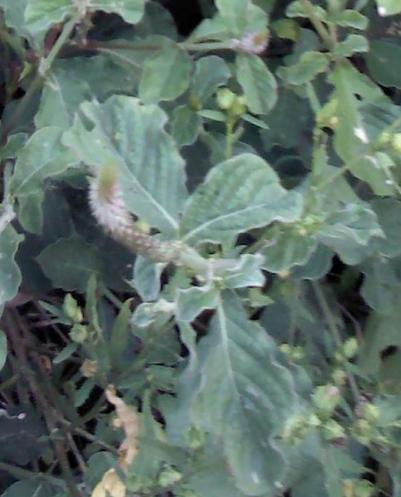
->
216, 88, 236, 110
321, 419, 345, 441
352, 418, 374, 445
312, 385, 341, 419
230, 95, 247, 118
343, 337, 358, 359
185, 426, 205, 450
354, 480, 374, 497
361, 403, 380, 424
282, 414, 310, 444
63, 293, 82, 323
377, 131, 392, 147
332, 369, 347, 386
392, 133, 401, 153
158, 467, 183, 488
70, 323, 88, 343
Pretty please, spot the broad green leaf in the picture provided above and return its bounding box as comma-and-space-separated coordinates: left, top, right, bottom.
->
317, 203, 383, 265
371, 198, 401, 257
132, 256, 164, 301
63, 96, 187, 237
0, 0, 30, 40
89, 0, 145, 25
1, 479, 64, 497
9, 127, 77, 233
180, 153, 303, 246
191, 56, 231, 105
236, 54, 277, 114
37, 236, 104, 292
172, 105, 202, 147
25, 0, 72, 36
366, 41, 401, 88
219, 253, 265, 288
262, 228, 317, 273
189, 292, 298, 495
176, 283, 220, 322
279, 51, 329, 85
334, 34, 369, 57
330, 10, 368, 29
0, 225, 23, 315
0, 330, 7, 370
361, 260, 400, 315
376, 0, 401, 15
139, 40, 192, 104
25, 0, 145, 36
215, 0, 248, 34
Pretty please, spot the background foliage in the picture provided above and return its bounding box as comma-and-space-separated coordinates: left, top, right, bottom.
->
1, 0, 401, 496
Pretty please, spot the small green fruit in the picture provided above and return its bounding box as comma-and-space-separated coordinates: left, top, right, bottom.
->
216, 88, 236, 110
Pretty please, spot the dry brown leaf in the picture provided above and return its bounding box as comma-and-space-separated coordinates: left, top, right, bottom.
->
106, 385, 139, 469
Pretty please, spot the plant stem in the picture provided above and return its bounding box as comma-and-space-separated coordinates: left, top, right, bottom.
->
311, 282, 360, 403
0, 15, 79, 142
299, 0, 335, 51
0, 462, 65, 486
82, 39, 235, 53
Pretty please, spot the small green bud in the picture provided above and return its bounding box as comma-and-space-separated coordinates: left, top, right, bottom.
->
352, 418, 373, 445
185, 426, 205, 450
230, 95, 247, 118
332, 369, 347, 386
279, 343, 291, 355
158, 467, 182, 488
282, 414, 310, 444
354, 480, 374, 497
63, 293, 82, 323
70, 323, 88, 343
312, 385, 341, 419
307, 413, 322, 428
321, 419, 345, 441
361, 403, 380, 424
216, 88, 236, 110
188, 94, 201, 111
392, 133, 401, 153
377, 131, 392, 147
343, 337, 358, 359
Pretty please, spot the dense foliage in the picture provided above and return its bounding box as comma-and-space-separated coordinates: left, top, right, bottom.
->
1, 0, 401, 496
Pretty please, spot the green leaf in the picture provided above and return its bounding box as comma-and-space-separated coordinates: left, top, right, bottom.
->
361, 260, 400, 315
215, 0, 248, 34
330, 10, 368, 29
191, 56, 231, 105
180, 153, 303, 246
1, 479, 64, 497
0, 0, 30, 39
132, 256, 164, 301
172, 105, 202, 147
110, 299, 132, 362
53, 342, 78, 364
366, 41, 401, 88
262, 228, 317, 273
236, 54, 277, 115
372, 198, 401, 257
0, 225, 23, 315
279, 51, 329, 85
9, 127, 77, 233
37, 236, 104, 292
63, 96, 187, 237
176, 283, 220, 322
317, 203, 383, 265
376, 0, 401, 16
89, 0, 146, 25
334, 34, 369, 57
0, 329, 7, 370
25, 0, 72, 36
188, 292, 298, 495
139, 40, 192, 104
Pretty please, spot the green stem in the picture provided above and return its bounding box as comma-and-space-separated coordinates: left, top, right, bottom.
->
311, 282, 360, 403
82, 39, 236, 53
1, 15, 79, 142
299, 0, 335, 51
0, 462, 65, 486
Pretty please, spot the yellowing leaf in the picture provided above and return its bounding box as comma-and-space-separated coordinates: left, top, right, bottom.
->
92, 469, 126, 497
106, 386, 139, 469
